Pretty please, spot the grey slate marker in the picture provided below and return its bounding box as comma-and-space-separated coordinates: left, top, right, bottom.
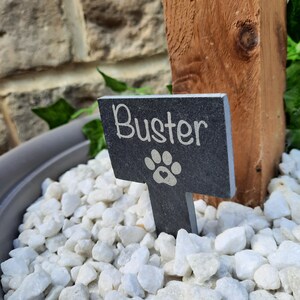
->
98, 94, 235, 236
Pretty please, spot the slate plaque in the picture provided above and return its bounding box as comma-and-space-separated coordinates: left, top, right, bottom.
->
98, 94, 235, 236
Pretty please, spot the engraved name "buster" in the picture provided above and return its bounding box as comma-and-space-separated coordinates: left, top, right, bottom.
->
112, 103, 208, 146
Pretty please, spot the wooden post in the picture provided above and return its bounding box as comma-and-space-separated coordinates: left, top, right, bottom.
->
163, 0, 286, 207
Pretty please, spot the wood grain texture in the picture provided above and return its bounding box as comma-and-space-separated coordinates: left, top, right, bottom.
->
163, 0, 286, 207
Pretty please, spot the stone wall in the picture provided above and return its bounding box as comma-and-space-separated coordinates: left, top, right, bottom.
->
0, 0, 171, 155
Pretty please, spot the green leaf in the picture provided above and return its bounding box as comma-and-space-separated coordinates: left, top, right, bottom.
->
287, 129, 300, 150
285, 61, 300, 129
32, 98, 76, 129
287, 0, 300, 42
287, 36, 300, 61
166, 84, 173, 94
71, 101, 98, 120
97, 67, 154, 95
82, 119, 107, 158
97, 68, 128, 92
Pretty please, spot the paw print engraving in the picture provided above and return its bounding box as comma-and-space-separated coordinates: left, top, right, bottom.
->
144, 149, 182, 186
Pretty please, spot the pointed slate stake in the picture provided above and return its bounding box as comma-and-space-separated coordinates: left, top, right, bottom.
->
98, 94, 235, 236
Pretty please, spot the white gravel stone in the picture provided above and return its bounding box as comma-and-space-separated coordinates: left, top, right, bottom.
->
136, 211, 156, 233
92, 241, 115, 263
75, 263, 97, 286
8, 275, 26, 290
268, 175, 300, 194
202, 220, 218, 237
46, 234, 67, 253
114, 244, 139, 269
136, 191, 151, 216
44, 182, 63, 200
217, 201, 253, 232
88, 185, 122, 204
174, 229, 212, 276
148, 253, 161, 267
73, 205, 87, 218
235, 250, 267, 280
215, 277, 248, 300
86, 202, 107, 219
121, 246, 150, 274
279, 268, 292, 294
264, 191, 291, 220
188, 286, 222, 300
98, 227, 116, 246
38, 217, 63, 238
284, 190, 300, 224
274, 292, 295, 300
268, 241, 300, 269
194, 199, 207, 214
137, 265, 164, 294
45, 286, 64, 300
187, 253, 220, 282
127, 182, 146, 199
41, 198, 61, 215
18, 229, 45, 249
74, 239, 94, 257
140, 232, 155, 249
241, 279, 256, 293
292, 225, 300, 241
78, 178, 95, 195
116, 178, 131, 188
275, 218, 297, 242
58, 249, 84, 267
63, 224, 91, 240
9, 247, 38, 265
215, 227, 246, 255
121, 273, 145, 298
154, 232, 176, 262
42, 178, 54, 195
205, 205, 217, 220
216, 255, 235, 278
70, 266, 81, 282
50, 266, 70, 287
283, 267, 300, 299
98, 266, 122, 297
104, 290, 127, 300
9, 270, 51, 300
58, 284, 89, 300
61, 193, 81, 217
117, 225, 146, 246
250, 290, 276, 300
273, 228, 287, 244
101, 207, 124, 227
1, 257, 29, 276
154, 281, 187, 300
124, 211, 137, 226
254, 264, 281, 290
112, 194, 136, 211
251, 234, 278, 256
279, 153, 296, 175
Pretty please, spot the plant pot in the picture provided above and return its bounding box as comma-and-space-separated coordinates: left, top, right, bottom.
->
0, 116, 94, 297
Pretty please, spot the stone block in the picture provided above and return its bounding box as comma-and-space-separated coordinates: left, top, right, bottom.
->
2, 83, 105, 143
0, 113, 9, 155
2, 62, 170, 144
81, 0, 167, 61
128, 66, 171, 94
0, 0, 72, 78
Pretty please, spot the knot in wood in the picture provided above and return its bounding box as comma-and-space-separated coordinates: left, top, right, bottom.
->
236, 21, 259, 58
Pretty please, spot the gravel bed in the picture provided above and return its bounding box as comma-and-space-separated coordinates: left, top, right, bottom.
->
2, 149, 300, 299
